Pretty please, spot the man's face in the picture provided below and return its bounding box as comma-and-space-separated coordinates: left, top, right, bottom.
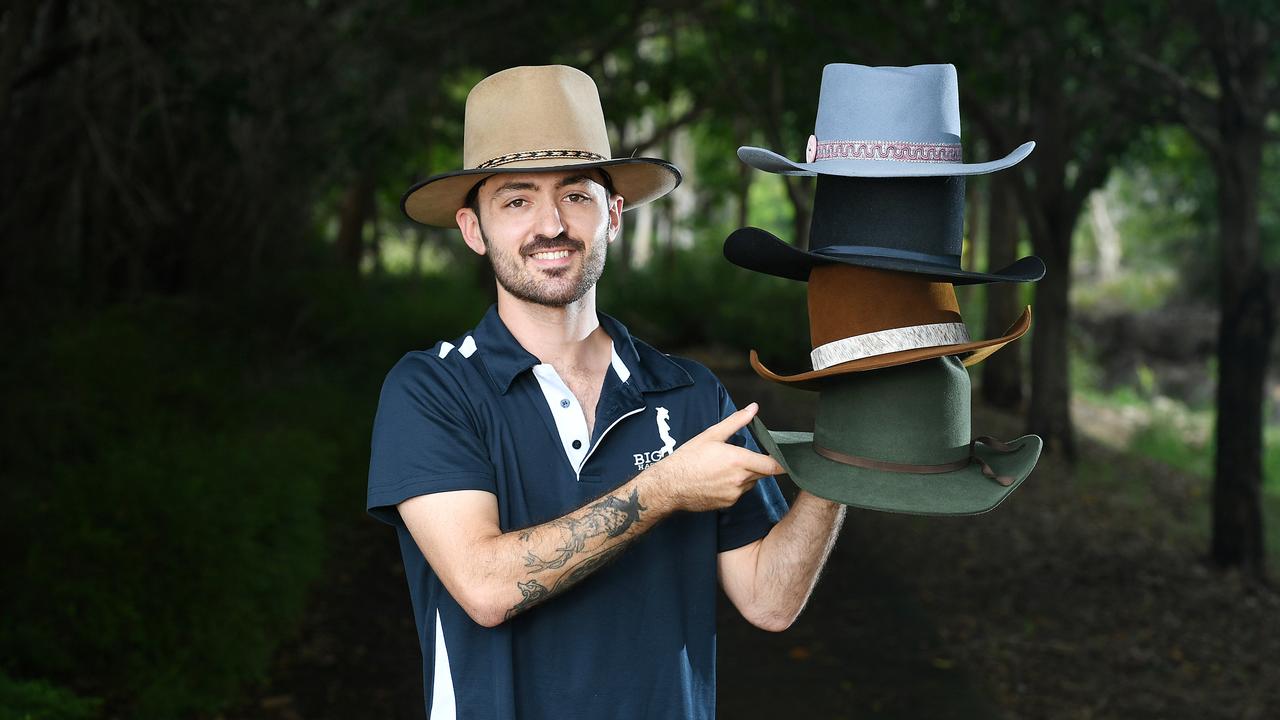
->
456, 169, 622, 308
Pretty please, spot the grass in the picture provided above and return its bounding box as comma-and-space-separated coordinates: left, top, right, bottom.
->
1072, 375, 1280, 574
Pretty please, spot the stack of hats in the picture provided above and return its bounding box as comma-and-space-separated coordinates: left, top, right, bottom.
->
726, 63, 1045, 516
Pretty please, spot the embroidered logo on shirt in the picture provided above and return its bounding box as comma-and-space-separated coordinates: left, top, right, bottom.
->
633, 407, 678, 470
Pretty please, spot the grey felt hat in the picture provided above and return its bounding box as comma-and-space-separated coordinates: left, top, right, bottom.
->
739, 63, 1034, 177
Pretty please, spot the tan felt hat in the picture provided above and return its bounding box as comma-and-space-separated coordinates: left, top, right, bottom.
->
401, 65, 682, 227
751, 263, 1031, 390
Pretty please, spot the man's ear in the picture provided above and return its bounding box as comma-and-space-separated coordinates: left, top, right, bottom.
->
456, 207, 487, 256
606, 194, 624, 243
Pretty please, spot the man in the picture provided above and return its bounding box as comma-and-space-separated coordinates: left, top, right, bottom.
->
367, 65, 845, 720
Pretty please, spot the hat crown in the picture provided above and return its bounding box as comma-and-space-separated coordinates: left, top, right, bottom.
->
807, 173, 965, 262
462, 65, 613, 169
814, 63, 961, 144
813, 356, 971, 465
807, 264, 963, 348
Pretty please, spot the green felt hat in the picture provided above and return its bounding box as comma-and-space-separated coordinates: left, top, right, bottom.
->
750, 356, 1042, 515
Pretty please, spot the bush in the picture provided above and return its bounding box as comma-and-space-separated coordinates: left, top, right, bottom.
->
0, 270, 491, 718
0, 673, 101, 720
0, 300, 332, 718
599, 240, 809, 366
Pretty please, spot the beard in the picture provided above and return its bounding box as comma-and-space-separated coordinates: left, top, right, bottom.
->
480, 222, 609, 308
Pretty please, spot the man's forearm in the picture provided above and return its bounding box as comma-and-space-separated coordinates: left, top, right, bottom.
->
440, 404, 772, 627
747, 491, 845, 629
470, 470, 676, 625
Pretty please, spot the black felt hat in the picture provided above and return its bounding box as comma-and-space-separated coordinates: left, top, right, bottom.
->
724, 174, 1045, 284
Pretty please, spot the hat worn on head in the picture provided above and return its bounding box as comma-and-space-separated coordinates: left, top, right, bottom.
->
401, 65, 682, 227
724, 174, 1045, 283
738, 63, 1034, 177
749, 263, 1032, 391
750, 355, 1042, 515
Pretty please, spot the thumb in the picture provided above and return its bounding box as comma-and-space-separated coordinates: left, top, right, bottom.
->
700, 402, 760, 443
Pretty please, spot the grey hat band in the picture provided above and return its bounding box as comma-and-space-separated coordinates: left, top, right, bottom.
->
814, 139, 962, 164
810, 321, 971, 371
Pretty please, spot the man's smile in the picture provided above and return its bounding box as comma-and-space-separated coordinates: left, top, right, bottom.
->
521, 237, 584, 269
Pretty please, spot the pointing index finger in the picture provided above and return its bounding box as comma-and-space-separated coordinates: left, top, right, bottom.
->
703, 402, 760, 443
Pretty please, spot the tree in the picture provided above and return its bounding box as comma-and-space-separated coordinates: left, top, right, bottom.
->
813, 0, 1162, 458
982, 171, 1027, 408
1119, 0, 1280, 576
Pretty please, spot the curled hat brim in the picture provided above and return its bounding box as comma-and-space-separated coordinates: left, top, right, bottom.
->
750, 306, 1032, 391
750, 417, 1042, 515
738, 141, 1036, 178
724, 226, 1046, 284
400, 157, 681, 227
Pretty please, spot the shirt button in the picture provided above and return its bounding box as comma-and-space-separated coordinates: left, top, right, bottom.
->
572, 439, 582, 449
560, 399, 571, 409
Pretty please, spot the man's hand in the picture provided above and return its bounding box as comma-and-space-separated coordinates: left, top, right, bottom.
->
399, 402, 784, 626
644, 402, 785, 514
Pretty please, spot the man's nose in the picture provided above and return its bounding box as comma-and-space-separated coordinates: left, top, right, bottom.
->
533, 198, 565, 239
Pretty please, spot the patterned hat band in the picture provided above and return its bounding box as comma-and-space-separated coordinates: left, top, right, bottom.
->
810, 322, 971, 371
805, 136, 962, 164
476, 149, 608, 170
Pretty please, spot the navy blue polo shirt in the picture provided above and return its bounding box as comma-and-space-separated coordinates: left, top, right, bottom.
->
367, 305, 788, 720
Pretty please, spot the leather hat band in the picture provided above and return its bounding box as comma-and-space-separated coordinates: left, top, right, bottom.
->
812, 435, 1024, 487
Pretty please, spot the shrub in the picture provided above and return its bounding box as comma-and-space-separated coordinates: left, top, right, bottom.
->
0, 672, 101, 720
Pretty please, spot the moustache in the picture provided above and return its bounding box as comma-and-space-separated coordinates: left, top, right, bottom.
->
520, 234, 586, 257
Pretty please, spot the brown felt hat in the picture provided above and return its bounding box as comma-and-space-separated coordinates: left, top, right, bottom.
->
401, 65, 682, 227
751, 263, 1031, 390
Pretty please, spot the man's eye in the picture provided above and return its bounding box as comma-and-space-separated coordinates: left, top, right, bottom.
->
506, 199, 527, 208
566, 193, 590, 202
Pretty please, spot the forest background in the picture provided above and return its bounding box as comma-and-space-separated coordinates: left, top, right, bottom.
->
3, 0, 1280, 718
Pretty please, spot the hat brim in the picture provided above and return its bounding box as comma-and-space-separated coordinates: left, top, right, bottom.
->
749, 306, 1031, 391
724, 226, 1046, 284
738, 141, 1035, 178
401, 157, 682, 227
750, 417, 1042, 515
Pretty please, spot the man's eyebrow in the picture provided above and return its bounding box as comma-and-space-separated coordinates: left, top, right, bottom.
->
492, 181, 539, 195
556, 174, 596, 189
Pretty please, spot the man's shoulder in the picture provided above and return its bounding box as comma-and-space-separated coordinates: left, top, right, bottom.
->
381, 330, 489, 397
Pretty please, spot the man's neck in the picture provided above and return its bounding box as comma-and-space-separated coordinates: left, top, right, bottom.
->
495, 288, 610, 368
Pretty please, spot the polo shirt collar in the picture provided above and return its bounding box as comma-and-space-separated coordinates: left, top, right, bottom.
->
473, 304, 694, 395
596, 311, 693, 393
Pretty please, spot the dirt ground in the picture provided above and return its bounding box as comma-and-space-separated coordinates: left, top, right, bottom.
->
223, 369, 1280, 720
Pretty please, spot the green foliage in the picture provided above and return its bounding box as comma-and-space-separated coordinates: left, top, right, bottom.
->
0, 673, 101, 720
598, 237, 808, 364
0, 269, 489, 718
0, 303, 330, 717
1129, 419, 1213, 480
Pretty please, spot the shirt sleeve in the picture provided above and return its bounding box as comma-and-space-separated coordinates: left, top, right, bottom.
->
715, 381, 789, 552
366, 351, 497, 527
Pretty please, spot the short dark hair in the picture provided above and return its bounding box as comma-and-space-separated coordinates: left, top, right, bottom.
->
464, 168, 616, 219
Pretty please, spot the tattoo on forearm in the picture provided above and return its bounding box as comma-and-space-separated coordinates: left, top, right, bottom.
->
503, 488, 647, 620
559, 543, 627, 588
520, 488, 646, 572
505, 579, 550, 620
505, 543, 633, 620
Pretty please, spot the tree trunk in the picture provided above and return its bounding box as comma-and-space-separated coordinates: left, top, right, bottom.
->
1022, 74, 1078, 461
0, 0, 40, 119
1210, 127, 1269, 576
982, 172, 1025, 409
783, 175, 813, 251
1026, 217, 1076, 459
336, 170, 375, 274
964, 177, 980, 271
